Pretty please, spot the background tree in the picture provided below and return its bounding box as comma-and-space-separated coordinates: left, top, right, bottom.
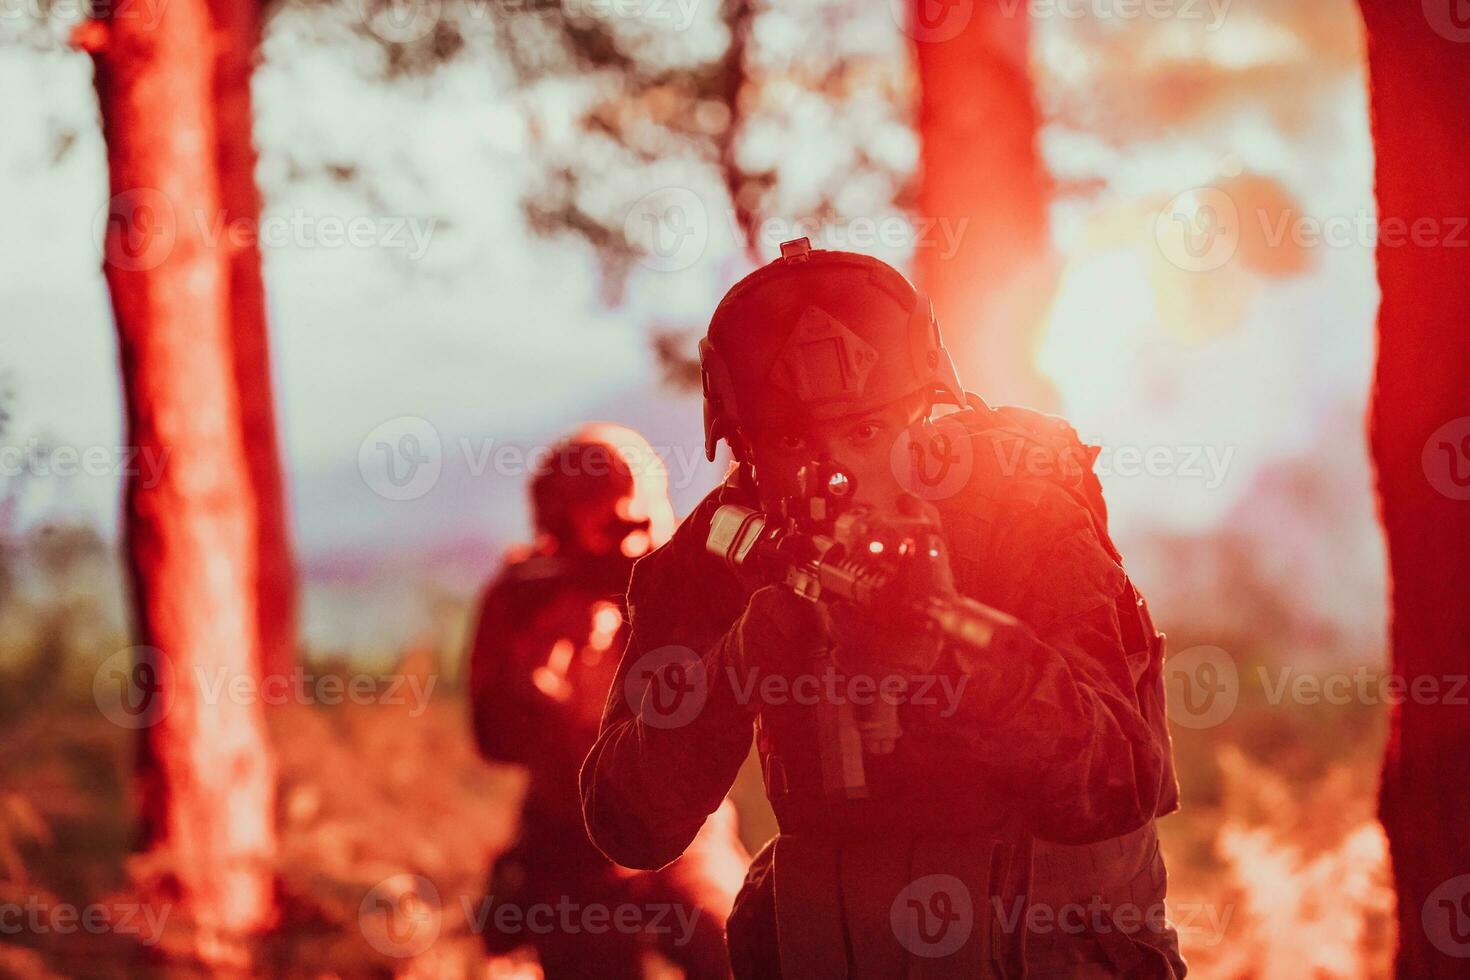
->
209, 0, 299, 683
487, 0, 1054, 400
1357, 2, 1470, 976
11, 0, 298, 690
908, 0, 1056, 409
79, 0, 278, 957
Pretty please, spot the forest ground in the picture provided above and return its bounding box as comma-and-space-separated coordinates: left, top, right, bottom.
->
0, 626, 1393, 979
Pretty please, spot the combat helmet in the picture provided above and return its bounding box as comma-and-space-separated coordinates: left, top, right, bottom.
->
530, 423, 676, 554
699, 238, 966, 461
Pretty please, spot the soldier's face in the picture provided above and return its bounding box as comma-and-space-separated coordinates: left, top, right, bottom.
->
748, 394, 927, 517
565, 495, 651, 558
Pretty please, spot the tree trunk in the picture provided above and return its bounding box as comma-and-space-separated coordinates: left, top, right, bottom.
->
85, 0, 278, 956
1358, 3, 1470, 976
207, 0, 298, 682
910, 0, 1056, 409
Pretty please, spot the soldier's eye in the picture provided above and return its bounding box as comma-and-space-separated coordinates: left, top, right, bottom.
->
777, 434, 806, 453
853, 422, 881, 442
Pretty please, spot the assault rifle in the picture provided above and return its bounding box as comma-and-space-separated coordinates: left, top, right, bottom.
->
705, 460, 1017, 798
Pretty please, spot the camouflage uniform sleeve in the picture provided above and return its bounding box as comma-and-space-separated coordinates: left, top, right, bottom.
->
579, 500, 755, 871
950, 479, 1167, 845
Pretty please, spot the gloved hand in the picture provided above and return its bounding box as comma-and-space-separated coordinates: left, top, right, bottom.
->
727, 585, 830, 699
827, 603, 946, 680
827, 494, 956, 678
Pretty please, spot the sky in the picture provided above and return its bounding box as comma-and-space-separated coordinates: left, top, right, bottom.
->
0, 0, 1386, 654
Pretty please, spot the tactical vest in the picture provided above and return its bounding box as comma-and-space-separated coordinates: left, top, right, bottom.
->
946, 400, 1184, 979
947, 398, 1180, 819
730, 401, 1184, 978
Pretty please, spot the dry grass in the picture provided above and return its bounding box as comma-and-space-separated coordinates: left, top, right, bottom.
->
0, 643, 1396, 978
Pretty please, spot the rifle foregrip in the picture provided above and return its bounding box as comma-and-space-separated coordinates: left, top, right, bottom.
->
927, 597, 1017, 653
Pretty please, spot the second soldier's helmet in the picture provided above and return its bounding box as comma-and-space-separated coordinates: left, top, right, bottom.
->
699, 238, 967, 461
530, 423, 676, 557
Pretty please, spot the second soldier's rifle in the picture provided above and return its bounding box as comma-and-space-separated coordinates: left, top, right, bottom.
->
705, 459, 1017, 799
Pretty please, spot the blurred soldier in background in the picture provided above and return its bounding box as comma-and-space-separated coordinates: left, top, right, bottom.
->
581, 241, 1186, 978
468, 424, 747, 979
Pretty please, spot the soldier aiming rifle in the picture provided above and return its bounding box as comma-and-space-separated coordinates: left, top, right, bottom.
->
580, 240, 1187, 978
